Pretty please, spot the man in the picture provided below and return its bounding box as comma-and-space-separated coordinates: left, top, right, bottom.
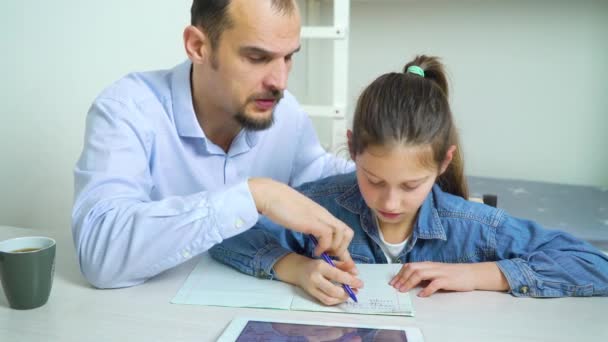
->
72, 0, 359, 289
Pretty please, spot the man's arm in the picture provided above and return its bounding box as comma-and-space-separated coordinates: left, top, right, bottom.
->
72, 98, 260, 288
73, 98, 354, 288
289, 102, 354, 187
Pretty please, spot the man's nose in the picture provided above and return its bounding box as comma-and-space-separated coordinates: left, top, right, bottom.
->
264, 59, 288, 91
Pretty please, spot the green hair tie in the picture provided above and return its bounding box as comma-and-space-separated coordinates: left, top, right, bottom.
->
407, 65, 425, 77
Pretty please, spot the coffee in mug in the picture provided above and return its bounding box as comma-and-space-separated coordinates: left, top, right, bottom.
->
11, 248, 41, 253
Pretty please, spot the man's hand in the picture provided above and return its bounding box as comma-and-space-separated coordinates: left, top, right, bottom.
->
249, 178, 355, 267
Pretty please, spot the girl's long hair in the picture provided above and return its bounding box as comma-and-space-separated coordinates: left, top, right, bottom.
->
350, 55, 468, 198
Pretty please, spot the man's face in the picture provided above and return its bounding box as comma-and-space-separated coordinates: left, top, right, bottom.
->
203, 0, 301, 130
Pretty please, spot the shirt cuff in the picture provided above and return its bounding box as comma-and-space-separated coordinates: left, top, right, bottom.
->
211, 180, 259, 240
252, 240, 293, 280
496, 258, 540, 297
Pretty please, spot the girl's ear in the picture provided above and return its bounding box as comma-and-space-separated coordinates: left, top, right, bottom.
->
347, 130, 355, 160
439, 145, 457, 174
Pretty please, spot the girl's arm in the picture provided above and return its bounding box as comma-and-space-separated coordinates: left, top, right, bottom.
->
493, 215, 608, 297
390, 215, 608, 298
471, 262, 510, 292
208, 217, 311, 279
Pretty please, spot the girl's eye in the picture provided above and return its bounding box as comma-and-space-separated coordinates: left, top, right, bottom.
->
369, 180, 384, 187
401, 184, 420, 191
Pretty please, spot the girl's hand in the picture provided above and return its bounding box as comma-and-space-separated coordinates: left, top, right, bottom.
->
297, 258, 364, 305
389, 261, 508, 297
275, 253, 364, 306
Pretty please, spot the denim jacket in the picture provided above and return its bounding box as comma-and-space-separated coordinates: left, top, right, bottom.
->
210, 172, 608, 297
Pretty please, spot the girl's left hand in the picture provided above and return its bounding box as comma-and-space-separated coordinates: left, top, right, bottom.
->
389, 262, 477, 297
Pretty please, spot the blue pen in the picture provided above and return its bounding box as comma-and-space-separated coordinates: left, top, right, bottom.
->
309, 235, 358, 303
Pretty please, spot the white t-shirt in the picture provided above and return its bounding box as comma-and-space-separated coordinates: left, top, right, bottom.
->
375, 216, 408, 263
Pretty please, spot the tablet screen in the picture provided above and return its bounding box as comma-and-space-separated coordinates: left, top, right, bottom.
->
236, 320, 408, 341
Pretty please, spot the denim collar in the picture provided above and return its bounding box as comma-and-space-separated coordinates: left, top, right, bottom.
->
170, 60, 260, 154
335, 179, 447, 242
416, 185, 448, 241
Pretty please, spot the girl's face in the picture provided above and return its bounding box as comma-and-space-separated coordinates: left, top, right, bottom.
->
355, 144, 441, 230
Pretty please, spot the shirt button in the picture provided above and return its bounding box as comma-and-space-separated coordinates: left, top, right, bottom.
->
182, 250, 191, 259
235, 217, 244, 229
520, 286, 529, 294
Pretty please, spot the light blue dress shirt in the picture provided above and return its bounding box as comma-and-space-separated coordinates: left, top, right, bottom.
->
72, 61, 353, 288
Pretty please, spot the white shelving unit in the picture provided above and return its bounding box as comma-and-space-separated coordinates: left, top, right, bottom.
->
300, 0, 350, 151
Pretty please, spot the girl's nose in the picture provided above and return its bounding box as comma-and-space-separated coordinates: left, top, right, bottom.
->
380, 189, 401, 212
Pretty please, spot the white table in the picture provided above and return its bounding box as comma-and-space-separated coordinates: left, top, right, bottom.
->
1, 225, 606, 342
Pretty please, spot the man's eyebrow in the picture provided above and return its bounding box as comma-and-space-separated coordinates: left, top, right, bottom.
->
291, 46, 301, 54
239, 45, 301, 57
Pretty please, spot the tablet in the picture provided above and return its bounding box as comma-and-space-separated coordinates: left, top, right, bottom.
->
217, 316, 424, 342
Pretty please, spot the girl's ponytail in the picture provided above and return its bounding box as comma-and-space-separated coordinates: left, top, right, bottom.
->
404, 55, 467, 198
404, 55, 449, 99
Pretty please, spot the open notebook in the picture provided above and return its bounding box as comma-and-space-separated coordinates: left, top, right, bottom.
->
172, 253, 414, 316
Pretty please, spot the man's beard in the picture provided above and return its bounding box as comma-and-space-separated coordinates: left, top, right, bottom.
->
235, 110, 274, 131
210, 50, 283, 131
235, 90, 284, 131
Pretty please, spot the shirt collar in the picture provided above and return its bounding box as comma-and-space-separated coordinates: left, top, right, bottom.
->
336, 181, 368, 215
335, 181, 378, 239
415, 185, 447, 240
244, 129, 261, 148
227, 129, 262, 156
171, 60, 204, 138
335, 180, 447, 241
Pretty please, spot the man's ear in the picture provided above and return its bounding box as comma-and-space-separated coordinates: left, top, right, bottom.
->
347, 130, 355, 160
439, 145, 457, 174
183, 25, 208, 64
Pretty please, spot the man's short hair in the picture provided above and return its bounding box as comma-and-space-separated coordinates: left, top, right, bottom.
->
190, 0, 297, 49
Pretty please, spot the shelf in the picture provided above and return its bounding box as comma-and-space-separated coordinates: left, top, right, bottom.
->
301, 26, 347, 39
302, 105, 346, 119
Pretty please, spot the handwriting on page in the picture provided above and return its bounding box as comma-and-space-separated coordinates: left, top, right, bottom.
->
340, 297, 404, 313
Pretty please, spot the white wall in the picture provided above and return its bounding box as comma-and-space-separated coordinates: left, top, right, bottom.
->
345, 0, 608, 187
294, 0, 608, 188
0, 0, 191, 231
1, 0, 606, 231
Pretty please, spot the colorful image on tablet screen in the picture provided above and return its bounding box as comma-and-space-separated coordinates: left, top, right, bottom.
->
236, 321, 408, 341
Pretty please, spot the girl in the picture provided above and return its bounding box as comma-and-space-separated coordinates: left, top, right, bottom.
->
210, 55, 608, 305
